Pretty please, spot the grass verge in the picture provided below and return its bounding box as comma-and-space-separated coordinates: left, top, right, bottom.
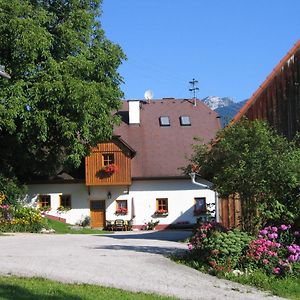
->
0, 276, 175, 300
46, 218, 111, 234
172, 253, 300, 300
224, 270, 300, 300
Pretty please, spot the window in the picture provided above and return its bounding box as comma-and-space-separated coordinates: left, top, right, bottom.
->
39, 195, 51, 208
156, 198, 168, 212
159, 116, 170, 126
116, 200, 128, 214
60, 194, 72, 209
180, 116, 191, 126
102, 153, 114, 166
116, 200, 128, 209
194, 197, 206, 215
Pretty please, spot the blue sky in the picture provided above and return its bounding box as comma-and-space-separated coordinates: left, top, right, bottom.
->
102, 0, 299, 102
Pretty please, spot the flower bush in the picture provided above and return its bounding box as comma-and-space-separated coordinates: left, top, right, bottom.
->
188, 222, 252, 273
142, 220, 159, 230
0, 206, 48, 233
0, 204, 13, 221
185, 222, 299, 278
115, 207, 128, 215
102, 164, 118, 174
243, 225, 300, 277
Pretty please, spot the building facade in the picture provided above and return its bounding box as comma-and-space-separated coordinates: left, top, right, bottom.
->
27, 98, 221, 229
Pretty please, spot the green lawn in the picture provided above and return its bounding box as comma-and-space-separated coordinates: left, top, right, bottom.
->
0, 276, 176, 300
224, 270, 300, 300
46, 218, 111, 234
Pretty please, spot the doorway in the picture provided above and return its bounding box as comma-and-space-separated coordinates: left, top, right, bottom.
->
90, 200, 106, 228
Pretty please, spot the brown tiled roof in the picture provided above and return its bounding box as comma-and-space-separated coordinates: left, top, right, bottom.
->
230, 40, 300, 126
114, 98, 221, 178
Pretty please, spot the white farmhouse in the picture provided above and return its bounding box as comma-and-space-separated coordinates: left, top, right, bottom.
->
26, 98, 221, 229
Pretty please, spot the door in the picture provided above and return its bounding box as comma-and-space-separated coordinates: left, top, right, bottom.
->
90, 200, 106, 228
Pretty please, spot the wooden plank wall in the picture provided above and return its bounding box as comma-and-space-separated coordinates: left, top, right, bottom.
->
246, 49, 300, 140
85, 142, 132, 186
219, 194, 242, 228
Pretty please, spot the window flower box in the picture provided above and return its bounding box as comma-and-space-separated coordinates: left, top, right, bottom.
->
154, 209, 168, 217
194, 208, 206, 216
115, 207, 128, 215
101, 164, 118, 175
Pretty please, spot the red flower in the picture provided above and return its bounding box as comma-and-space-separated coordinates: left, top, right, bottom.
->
155, 209, 168, 215
102, 164, 118, 174
115, 207, 127, 215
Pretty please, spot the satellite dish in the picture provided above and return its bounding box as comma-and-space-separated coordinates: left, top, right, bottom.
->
144, 90, 153, 100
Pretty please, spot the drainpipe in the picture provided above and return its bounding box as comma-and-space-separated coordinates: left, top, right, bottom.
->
189, 172, 210, 189
189, 172, 219, 222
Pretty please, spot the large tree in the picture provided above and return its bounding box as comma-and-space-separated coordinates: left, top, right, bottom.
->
0, 0, 125, 185
189, 119, 300, 233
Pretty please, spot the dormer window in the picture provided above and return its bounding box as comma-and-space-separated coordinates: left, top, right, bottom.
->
102, 153, 114, 166
159, 116, 170, 126
180, 116, 191, 126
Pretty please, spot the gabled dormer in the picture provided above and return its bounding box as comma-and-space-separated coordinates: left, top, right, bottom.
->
85, 137, 136, 186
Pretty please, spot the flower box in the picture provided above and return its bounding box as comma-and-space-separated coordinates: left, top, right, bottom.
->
101, 164, 118, 175
194, 208, 206, 216
154, 209, 168, 217
115, 207, 128, 215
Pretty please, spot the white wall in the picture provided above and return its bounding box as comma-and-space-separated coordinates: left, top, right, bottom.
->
26, 183, 90, 225
27, 178, 216, 226
128, 179, 216, 227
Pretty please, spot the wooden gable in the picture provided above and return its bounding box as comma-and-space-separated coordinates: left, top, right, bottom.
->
85, 139, 133, 186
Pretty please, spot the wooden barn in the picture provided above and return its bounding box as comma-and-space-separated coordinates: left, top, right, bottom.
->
220, 40, 300, 228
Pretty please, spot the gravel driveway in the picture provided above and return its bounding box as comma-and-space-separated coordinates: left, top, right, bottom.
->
0, 231, 284, 300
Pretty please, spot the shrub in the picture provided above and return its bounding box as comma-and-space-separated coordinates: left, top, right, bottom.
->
76, 216, 91, 227
186, 222, 300, 277
0, 174, 26, 207
0, 207, 47, 233
242, 224, 300, 277
188, 222, 253, 274
142, 220, 159, 230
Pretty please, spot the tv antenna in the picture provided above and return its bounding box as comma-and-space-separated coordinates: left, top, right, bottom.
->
189, 78, 199, 98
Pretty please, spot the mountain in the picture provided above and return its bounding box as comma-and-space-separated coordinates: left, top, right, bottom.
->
215, 99, 248, 128
201, 96, 235, 110
200, 96, 247, 128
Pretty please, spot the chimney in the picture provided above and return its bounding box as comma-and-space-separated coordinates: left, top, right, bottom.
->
128, 100, 140, 125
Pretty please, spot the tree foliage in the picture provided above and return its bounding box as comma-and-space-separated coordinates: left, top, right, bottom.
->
0, 0, 125, 183
189, 119, 300, 233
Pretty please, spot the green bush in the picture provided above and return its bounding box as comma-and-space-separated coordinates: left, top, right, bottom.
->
0, 174, 26, 207
206, 230, 253, 272
0, 207, 48, 233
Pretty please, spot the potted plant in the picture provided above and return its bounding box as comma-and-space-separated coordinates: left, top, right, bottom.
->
154, 209, 168, 217
57, 206, 70, 214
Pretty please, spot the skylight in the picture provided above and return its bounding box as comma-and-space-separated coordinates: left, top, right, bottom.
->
180, 116, 191, 126
159, 116, 170, 126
